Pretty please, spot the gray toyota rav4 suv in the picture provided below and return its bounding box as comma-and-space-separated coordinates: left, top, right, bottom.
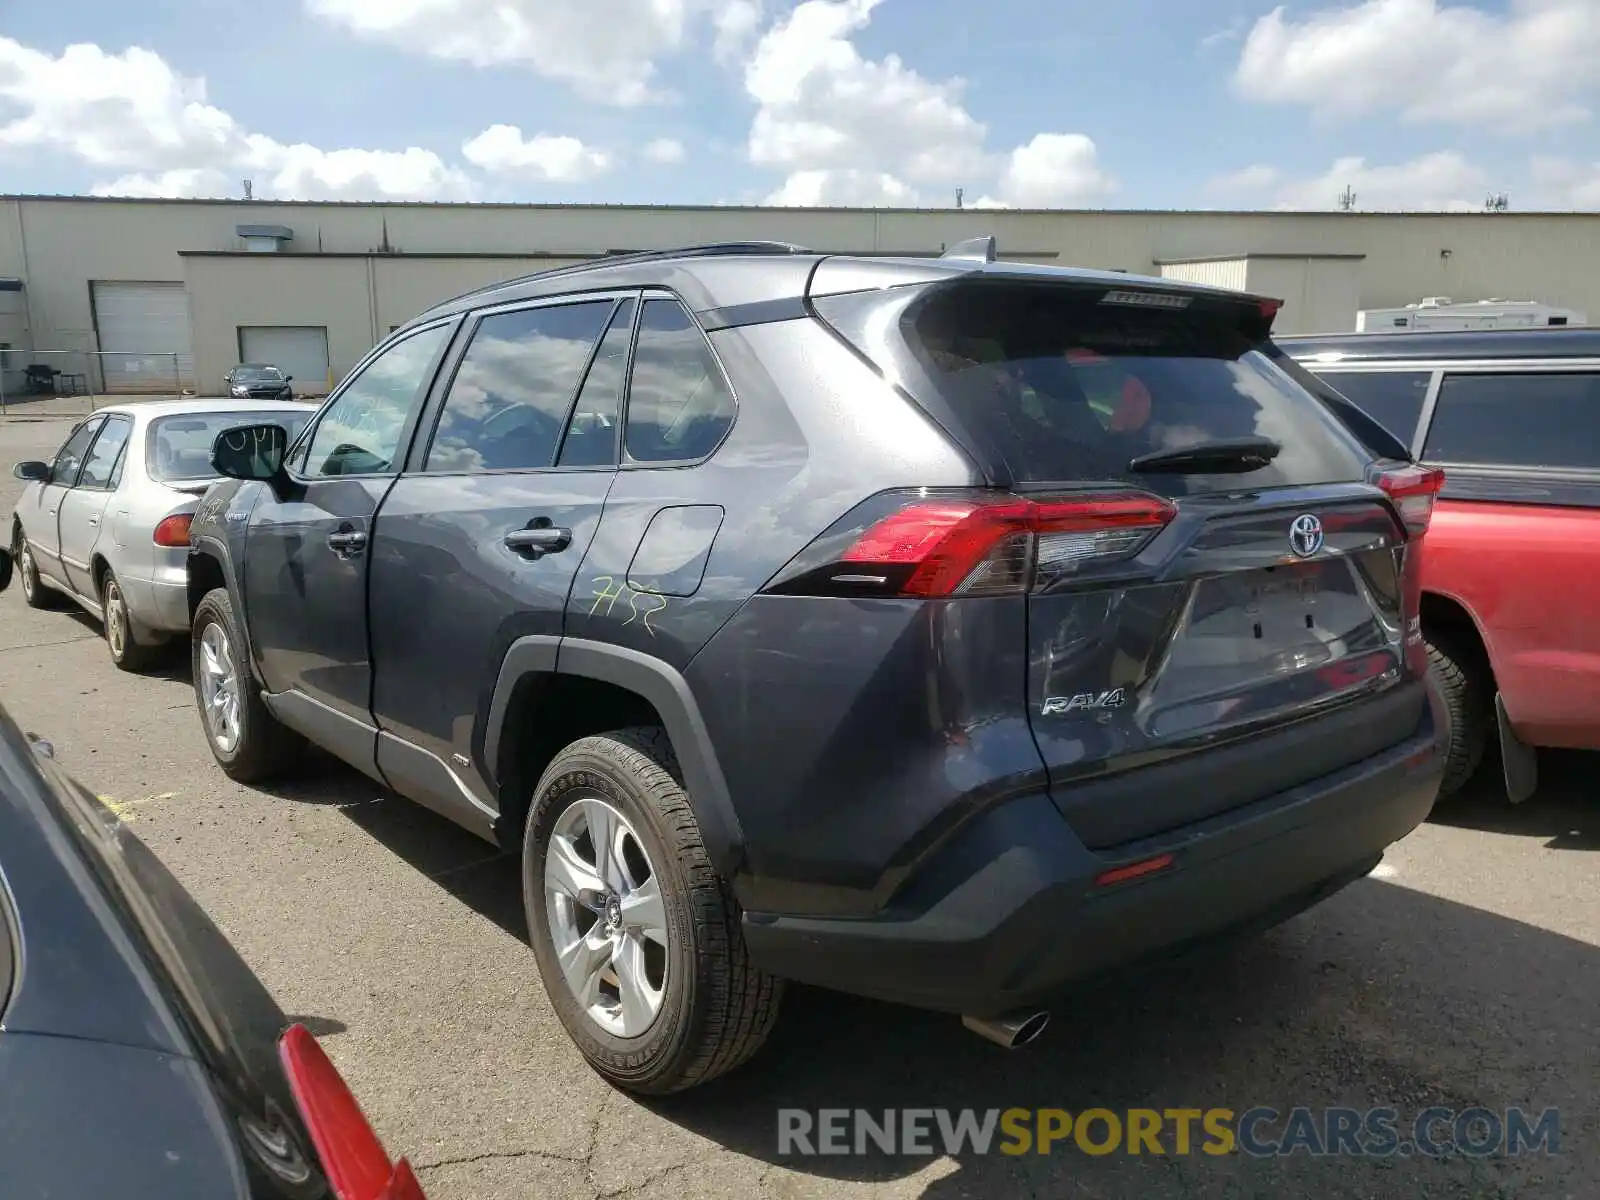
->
184, 239, 1445, 1093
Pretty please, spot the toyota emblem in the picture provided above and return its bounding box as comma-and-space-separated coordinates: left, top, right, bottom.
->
1289, 513, 1324, 558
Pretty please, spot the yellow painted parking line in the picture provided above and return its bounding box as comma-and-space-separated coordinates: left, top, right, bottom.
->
97, 792, 177, 822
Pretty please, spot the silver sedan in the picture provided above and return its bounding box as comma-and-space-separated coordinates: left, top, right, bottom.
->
8, 399, 314, 671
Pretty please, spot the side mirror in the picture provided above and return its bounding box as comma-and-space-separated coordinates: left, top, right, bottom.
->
12, 460, 49, 482
284, 375, 294, 382
212, 422, 289, 482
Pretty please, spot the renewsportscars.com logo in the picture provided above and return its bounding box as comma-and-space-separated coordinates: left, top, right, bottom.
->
777, 1107, 1562, 1159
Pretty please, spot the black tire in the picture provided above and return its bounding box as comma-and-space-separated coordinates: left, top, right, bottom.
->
523, 728, 783, 1094
14, 528, 63, 610
1427, 633, 1491, 797
102, 570, 164, 673
191, 587, 304, 782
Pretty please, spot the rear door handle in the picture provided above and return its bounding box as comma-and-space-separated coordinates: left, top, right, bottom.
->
86, 516, 99, 526
327, 527, 367, 556
504, 525, 572, 558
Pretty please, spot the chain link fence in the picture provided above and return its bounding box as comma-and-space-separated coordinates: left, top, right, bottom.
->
0, 350, 195, 416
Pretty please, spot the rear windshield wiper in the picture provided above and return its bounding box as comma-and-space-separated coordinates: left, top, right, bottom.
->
1127, 436, 1281, 474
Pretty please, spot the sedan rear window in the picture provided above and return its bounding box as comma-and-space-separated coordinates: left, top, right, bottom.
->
901, 282, 1372, 492
149, 411, 312, 481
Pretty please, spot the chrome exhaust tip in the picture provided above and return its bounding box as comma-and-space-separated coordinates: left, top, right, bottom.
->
961, 1009, 1050, 1049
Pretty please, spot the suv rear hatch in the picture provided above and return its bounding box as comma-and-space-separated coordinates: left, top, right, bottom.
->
810, 270, 1440, 848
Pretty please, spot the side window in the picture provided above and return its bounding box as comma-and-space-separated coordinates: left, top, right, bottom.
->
1314, 370, 1432, 446
49, 418, 104, 486
78, 417, 133, 490
1423, 372, 1600, 470
298, 324, 451, 477
557, 299, 636, 468
426, 301, 612, 473
624, 299, 736, 464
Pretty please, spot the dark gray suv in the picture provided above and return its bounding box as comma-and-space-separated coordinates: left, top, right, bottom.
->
184, 240, 1445, 1093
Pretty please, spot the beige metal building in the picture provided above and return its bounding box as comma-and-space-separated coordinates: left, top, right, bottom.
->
3, 194, 1599, 397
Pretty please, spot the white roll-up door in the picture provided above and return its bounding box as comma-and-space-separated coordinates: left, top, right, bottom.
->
238, 326, 331, 397
92, 281, 195, 394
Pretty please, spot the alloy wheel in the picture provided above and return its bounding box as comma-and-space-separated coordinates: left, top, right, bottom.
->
198, 621, 242, 753
543, 796, 669, 1038
105, 580, 127, 659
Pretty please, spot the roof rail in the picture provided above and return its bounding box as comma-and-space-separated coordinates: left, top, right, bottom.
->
941, 235, 997, 263
431, 241, 817, 311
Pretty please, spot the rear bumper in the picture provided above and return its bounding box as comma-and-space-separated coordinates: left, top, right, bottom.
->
741, 723, 1442, 1015
120, 567, 190, 636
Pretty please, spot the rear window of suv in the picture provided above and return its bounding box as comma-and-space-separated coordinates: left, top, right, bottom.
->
892, 281, 1372, 493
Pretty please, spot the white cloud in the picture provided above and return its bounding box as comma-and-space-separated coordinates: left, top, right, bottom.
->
1208, 151, 1489, 211
745, 0, 1109, 207
1530, 157, 1600, 208
712, 0, 765, 62
90, 168, 236, 199
643, 136, 687, 164
764, 168, 918, 206
253, 142, 476, 199
307, 0, 745, 106
1235, 0, 1600, 131
0, 36, 477, 200
991, 133, 1114, 207
0, 38, 247, 168
461, 124, 612, 182
745, 0, 987, 197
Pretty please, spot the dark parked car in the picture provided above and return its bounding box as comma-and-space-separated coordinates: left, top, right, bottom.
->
226, 364, 295, 401
1280, 328, 1600, 801
183, 239, 1445, 1094
0, 545, 424, 1198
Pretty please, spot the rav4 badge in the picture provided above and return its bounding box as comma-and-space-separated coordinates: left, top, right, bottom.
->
1042, 689, 1128, 716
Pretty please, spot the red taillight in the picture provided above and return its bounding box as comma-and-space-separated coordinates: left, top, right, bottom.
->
1258, 298, 1284, 321
278, 1024, 426, 1200
1094, 852, 1176, 888
829, 492, 1175, 597
153, 513, 193, 547
1374, 464, 1445, 536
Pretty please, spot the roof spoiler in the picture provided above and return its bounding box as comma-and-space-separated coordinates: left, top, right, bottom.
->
940, 235, 997, 264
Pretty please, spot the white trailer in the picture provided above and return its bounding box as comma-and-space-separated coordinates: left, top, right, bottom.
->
1356, 297, 1586, 332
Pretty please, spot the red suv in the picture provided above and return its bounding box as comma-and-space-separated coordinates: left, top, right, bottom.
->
1282, 328, 1600, 801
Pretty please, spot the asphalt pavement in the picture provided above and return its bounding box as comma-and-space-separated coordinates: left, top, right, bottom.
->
2, 412, 1594, 1199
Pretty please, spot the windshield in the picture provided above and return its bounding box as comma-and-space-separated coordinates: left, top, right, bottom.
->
234, 366, 283, 382
148, 411, 311, 480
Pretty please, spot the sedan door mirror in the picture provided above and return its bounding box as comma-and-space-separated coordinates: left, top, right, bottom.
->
283, 374, 293, 382
212, 423, 289, 482
12, 460, 49, 482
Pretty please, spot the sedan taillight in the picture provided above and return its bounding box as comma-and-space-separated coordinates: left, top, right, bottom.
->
153, 514, 193, 547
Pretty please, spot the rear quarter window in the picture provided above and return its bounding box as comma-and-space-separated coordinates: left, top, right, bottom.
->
1423, 372, 1600, 470
901, 282, 1372, 493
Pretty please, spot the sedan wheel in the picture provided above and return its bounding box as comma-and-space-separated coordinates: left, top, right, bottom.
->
17, 542, 60, 610
543, 795, 669, 1039
102, 572, 161, 672
198, 621, 242, 753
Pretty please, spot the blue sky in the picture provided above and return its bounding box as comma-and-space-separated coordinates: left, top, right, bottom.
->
3, 0, 1599, 209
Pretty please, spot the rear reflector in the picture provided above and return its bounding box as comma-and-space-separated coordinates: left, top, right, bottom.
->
153, 513, 193, 547
796, 491, 1175, 598
278, 1024, 426, 1200
1373, 464, 1446, 536
1094, 853, 1176, 888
